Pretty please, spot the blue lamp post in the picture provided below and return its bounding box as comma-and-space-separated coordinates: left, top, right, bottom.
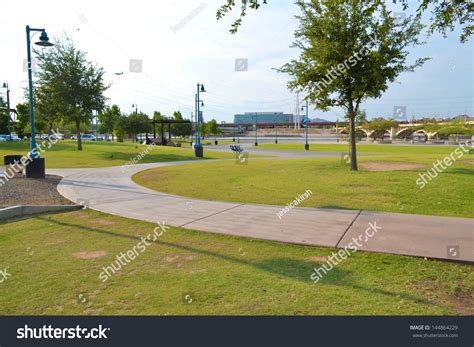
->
195, 83, 206, 157
25, 25, 54, 178
1, 82, 11, 140
301, 99, 309, 150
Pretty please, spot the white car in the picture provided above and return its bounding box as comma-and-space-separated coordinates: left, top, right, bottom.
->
81, 134, 97, 141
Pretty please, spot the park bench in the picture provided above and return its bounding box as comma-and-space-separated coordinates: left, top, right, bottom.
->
230, 145, 244, 154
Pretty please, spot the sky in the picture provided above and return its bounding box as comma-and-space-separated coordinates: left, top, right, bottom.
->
0, 0, 472, 123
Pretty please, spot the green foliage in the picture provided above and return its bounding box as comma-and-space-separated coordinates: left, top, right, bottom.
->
410, 0, 473, 43
98, 105, 121, 139
34, 36, 108, 150
171, 111, 192, 138
279, 0, 427, 170
216, 0, 268, 33
13, 102, 30, 138
365, 118, 398, 139
0, 96, 8, 134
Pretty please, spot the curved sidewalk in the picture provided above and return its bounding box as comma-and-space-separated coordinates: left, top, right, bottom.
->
49, 153, 473, 263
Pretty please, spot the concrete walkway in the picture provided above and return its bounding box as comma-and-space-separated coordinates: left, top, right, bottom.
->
49, 149, 473, 263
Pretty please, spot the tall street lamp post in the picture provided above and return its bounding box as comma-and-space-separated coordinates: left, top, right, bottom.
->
195, 83, 206, 157
301, 99, 309, 150
1, 82, 11, 140
25, 25, 54, 178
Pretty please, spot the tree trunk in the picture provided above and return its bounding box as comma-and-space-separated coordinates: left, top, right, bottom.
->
348, 114, 358, 171
76, 119, 83, 151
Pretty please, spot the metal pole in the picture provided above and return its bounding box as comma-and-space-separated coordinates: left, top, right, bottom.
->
26, 26, 38, 154
304, 100, 309, 150
275, 116, 278, 144
5, 84, 11, 140
254, 114, 258, 146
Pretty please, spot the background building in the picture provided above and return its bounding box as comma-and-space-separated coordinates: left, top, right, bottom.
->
234, 112, 294, 124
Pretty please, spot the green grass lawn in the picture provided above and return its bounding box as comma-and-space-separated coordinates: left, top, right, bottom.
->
0, 209, 471, 315
133, 146, 473, 218
0, 140, 233, 168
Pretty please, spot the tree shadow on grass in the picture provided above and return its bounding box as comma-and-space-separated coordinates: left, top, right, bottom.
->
37, 216, 431, 306
445, 168, 474, 175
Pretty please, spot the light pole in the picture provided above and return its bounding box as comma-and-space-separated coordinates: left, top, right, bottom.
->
336, 117, 339, 143
1, 82, 11, 140
274, 115, 278, 144
237, 120, 241, 144
301, 99, 309, 150
25, 25, 54, 178
252, 114, 258, 146
195, 83, 206, 157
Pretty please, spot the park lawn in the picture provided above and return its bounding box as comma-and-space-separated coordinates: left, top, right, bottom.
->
0, 140, 234, 168
133, 154, 473, 218
259, 143, 474, 164
0, 209, 472, 315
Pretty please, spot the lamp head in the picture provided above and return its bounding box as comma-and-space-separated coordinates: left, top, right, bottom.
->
2, 82, 7, 88
35, 30, 54, 47
201, 101, 204, 107
200, 84, 206, 93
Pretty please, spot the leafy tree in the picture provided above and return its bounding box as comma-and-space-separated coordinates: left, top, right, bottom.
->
35, 36, 108, 151
217, 0, 473, 42
365, 118, 398, 140
217, 0, 267, 33
126, 112, 151, 142
171, 111, 192, 138
14, 102, 30, 138
114, 115, 129, 142
408, 0, 473, 43
99, 104, 121, 141
278, 0, 427, 170
0, 96, 8, 134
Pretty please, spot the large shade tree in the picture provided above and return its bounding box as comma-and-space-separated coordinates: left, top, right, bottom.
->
217, 0, 473, 43
278, 0, 428, 170
35, 37, 108, 150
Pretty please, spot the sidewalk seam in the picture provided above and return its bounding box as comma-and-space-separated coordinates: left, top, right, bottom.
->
178, 203, 246, 228
336, 210, 362, 248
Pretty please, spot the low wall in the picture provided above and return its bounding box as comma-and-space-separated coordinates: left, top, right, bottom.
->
0, 205, 82, 221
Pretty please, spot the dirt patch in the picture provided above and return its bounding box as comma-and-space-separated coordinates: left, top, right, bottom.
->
0, 175, 75, 208
360, 162, 425, 172
407, 280, 473, 315
308, 256, 327, 263
94, 219, 117, 226
73, 250, 107, 259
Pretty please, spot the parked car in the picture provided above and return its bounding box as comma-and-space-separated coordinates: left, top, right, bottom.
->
0, 134, 21, 141
81, 134, 97, 141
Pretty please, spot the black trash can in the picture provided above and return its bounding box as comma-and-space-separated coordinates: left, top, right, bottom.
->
25, 158, 46, 179
4, 155, 23, 174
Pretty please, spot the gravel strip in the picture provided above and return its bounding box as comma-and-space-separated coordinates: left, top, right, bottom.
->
0, 175, 75, 208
